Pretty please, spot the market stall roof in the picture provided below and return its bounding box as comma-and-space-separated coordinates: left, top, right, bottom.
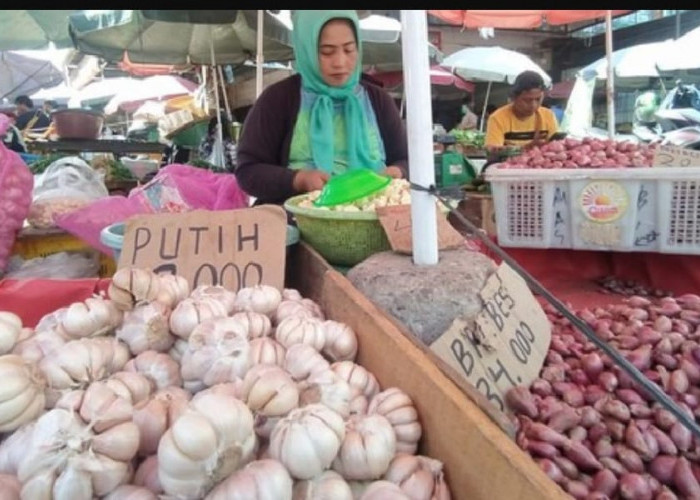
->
366, 65, 475, 92
69, 10, 294, 65
428, 10, 631, 29
0, 50, 65, 101
0, 10, 80, 50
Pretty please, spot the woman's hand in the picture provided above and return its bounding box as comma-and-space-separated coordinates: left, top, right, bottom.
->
292, 169, 330, 193
383, 166, 404, 179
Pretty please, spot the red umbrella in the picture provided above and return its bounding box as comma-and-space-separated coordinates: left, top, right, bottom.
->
428, 10, 630, 29
367, 65, 475, 92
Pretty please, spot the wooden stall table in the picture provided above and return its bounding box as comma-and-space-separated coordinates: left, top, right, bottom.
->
28, 138, 166, 155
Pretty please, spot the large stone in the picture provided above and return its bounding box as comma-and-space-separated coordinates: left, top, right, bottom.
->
347, 248, 496, 345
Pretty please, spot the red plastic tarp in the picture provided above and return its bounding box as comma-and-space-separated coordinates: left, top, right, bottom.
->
428, 10, 631, 29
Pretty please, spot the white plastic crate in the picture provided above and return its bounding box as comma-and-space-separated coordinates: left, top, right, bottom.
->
484, 167, 700, 255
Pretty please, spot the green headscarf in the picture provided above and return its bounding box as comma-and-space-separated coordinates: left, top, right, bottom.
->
292, 10, 378, 172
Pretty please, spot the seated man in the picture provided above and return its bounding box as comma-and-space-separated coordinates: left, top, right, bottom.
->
485, 71, 559, 152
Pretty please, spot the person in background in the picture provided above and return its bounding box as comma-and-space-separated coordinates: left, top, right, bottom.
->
14, 95, 51, 133
236, 10, 408, 206
485, 70, 559, 151
1, 111, 27, 153
197, 112, 237, 173
456, 95, 478, 130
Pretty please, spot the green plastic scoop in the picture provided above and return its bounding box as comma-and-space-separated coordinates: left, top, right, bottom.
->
313, 168, 392, 207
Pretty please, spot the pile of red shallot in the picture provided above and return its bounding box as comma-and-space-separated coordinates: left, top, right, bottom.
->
507, 294, 700, 499
498, 138, 657, 169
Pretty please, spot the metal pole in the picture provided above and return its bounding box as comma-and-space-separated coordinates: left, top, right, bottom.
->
256, 10, 264, 99
480, 81, 493, 133
401, 10, 438, 266
605, 10, 615, 139
675, 10, 681, 39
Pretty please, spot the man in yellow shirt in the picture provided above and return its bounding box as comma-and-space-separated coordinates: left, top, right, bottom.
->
485, 70, 559, 151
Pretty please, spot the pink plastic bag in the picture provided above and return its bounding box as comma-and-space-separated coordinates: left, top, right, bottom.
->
55, 164, 249, 256
0, 115, 34, 271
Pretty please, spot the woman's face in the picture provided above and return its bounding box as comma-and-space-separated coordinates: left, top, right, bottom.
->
318, 19, 358, 87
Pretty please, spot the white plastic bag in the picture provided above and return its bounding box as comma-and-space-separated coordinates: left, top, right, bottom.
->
5, 251, 100, 279
28, 156, 108, 228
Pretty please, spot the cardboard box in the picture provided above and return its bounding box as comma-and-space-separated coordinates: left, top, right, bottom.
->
288, 242, 566, 500
451, 193, 496, 238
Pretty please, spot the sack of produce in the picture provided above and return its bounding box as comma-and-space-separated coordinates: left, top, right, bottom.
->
0, 114, 34, 272
27, 156, 108, 229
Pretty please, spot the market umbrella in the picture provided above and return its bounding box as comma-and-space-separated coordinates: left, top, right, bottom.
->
0, 10, 80, 50
103, 75, 199, 115
579, 39, 674, 80
442, 46, 552, 131
68, 10, 294, 65
428, 10, 630, 29
0, 51, 65, 101
367, 65, 475, 92
30, 82, 78, 106
656, 25, 700, 72
66, 77, 142, 109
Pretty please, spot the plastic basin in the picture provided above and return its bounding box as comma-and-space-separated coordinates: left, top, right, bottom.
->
52, 109, 104, 139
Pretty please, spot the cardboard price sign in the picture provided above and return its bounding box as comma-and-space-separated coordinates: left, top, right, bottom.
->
652, 144, 700, 168
376, 204, 463, 255
118, 206, 288, 291
430, 263, 551, 414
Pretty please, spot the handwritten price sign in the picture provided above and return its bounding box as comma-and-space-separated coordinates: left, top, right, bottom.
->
652, 144, 700, 168
431, 263, 551, 413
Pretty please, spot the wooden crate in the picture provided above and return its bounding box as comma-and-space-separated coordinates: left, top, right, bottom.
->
288, 242, 565, 500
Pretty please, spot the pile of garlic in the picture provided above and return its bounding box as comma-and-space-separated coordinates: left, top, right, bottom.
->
299, 178, 412, 212
0, 268, 452, 500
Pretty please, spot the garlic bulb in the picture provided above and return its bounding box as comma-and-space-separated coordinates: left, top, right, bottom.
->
385, 454, 452, 500
17, 408, 138, 498
249, 337, 286, 367
0, 473, 20, 500
12, 327, 65, 363
282, 288, 303, 302
109, 267, 162, 311
158, 393, 257, 499
299, 298, 325, 319
133, 386, 191, 456
0, 421, 35, 474
292, 470, 353, 500
155, 273, 190, 309
269, 403, 345, 480
240, 364, 299, 417
205, 459, 293, 500
332, 414, 397, 480
169, 297, 228, 340
116, 301, 174, 355
191, 285, 237, 314
235, 285, 282, 316
168, 338, 189, 363
322, 320, 358, 362
360, 480, 411, 500
275, 317, 325, 351
284, 343, 330, 381
0, 354, 45, 432
274, 300, 318, 325
133, 454, 163, 493
180, 317, 250, 392
124, 350, 182, 390
104, 484, 158, 500
368, 388, 422, 455
299, 368, 353, 418
331, 361, 380, 401
61, 296, 123, 338
39, 337, 130, 408
231, 311, 273, 339
0, 312, 22, 355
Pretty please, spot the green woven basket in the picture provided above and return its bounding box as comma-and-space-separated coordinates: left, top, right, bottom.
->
285, 194, 392, 267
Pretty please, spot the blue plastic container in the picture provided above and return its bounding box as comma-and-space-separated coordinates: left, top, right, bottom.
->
101, 221, 300, 263
19, 153, 41, 165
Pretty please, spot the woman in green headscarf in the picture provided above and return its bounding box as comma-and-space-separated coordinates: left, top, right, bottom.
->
236, 10, 408, 206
